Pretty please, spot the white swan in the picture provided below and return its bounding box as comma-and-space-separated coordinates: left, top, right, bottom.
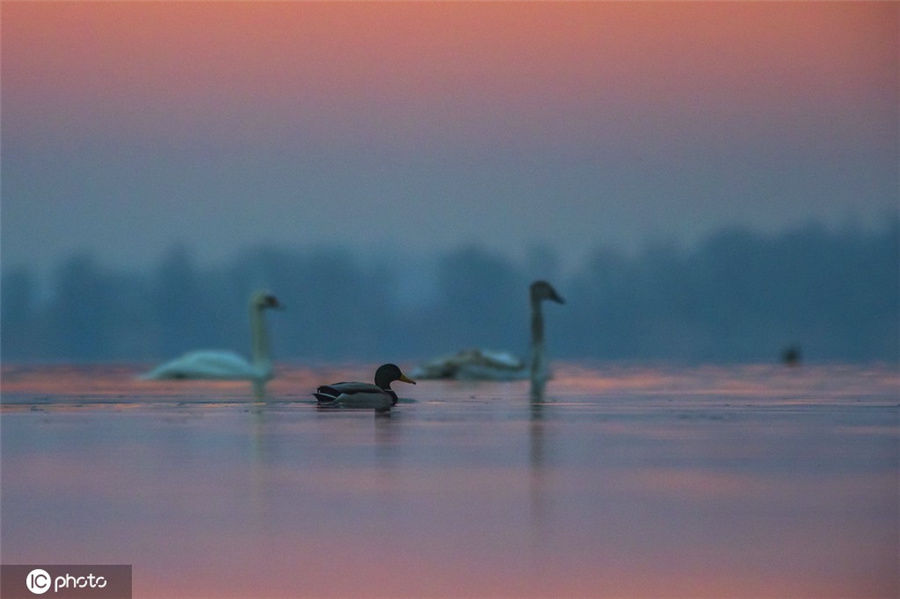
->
412, 280, 564, 383
141, 290, 282, 393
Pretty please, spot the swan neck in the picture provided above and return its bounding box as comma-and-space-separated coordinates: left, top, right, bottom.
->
249, 305, 271, 370
529, 296, 546, 381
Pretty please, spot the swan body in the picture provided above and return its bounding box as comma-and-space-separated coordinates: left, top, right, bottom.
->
315, 364, 416, 412
141, 290, 281, 384
142, 350, 270, 380
413, 348, 525, 380
412, 281, 564, 383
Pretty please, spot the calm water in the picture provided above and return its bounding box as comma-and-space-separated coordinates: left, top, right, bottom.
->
2, 363, 898, 598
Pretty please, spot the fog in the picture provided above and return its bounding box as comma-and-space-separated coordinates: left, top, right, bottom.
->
2, 220, 897, 365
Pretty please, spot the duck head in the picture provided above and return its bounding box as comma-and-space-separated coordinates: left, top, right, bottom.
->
374, 363, 417, 390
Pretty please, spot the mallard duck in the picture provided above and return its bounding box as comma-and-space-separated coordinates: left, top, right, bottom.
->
314, 363, 416, 411
141, 290, 282, 395
413, 280, 564, 383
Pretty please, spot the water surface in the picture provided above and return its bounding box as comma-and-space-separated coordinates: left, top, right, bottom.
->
2, 363, 897, 598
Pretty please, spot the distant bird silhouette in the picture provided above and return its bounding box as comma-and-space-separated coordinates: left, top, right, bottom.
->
413, 280, 565, 384
781, 344, 802, 366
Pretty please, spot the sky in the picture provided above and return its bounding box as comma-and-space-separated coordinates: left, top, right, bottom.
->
2, 1, 897, 278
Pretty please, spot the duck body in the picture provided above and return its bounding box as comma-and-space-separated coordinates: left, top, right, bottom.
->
314, 381, 398, 411
315, 363, 415, 412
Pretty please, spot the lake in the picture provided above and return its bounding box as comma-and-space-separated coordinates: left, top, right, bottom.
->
1, 362, 897, 598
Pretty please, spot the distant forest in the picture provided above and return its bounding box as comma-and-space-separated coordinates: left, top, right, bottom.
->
2, 220, 898, 364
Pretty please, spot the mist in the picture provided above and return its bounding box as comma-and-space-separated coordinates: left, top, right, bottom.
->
2, 220, 897, 365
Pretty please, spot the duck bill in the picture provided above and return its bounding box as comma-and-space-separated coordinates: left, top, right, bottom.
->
398, 373, 417, 385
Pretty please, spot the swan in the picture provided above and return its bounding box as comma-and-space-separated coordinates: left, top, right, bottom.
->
141, 290, 282, 393
314, 363, 416, 412
412, 280, 564, 383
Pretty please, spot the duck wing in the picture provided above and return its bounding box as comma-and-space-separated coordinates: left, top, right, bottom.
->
314, 381, 396, 410
315, 381, 381, 397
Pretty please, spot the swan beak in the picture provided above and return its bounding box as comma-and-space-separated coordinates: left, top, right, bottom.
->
398, 373, 417, 385
264, 295, 285, 310
551, 292, 565, 304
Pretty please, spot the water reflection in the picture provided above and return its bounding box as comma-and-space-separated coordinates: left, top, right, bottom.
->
248, 404, 269, 464
528, 378, 553, 555
529, 378, 546, 407
2, 363, 898, 598
528, 378, 548, 472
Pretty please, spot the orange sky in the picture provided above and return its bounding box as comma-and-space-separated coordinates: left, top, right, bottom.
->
6, 2, 893, 139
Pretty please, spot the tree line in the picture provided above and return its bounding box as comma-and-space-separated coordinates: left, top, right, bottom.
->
2, 220, 897, 364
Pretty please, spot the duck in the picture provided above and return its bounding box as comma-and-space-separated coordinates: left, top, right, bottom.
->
314, 363, 416, 412
140, 289, 282, 395
412, 280, 564, 383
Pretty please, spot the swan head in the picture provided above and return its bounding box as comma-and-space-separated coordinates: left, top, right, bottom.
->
374, 363, 417, 390
250, 289, 283, 311
530, 280, 565, 304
